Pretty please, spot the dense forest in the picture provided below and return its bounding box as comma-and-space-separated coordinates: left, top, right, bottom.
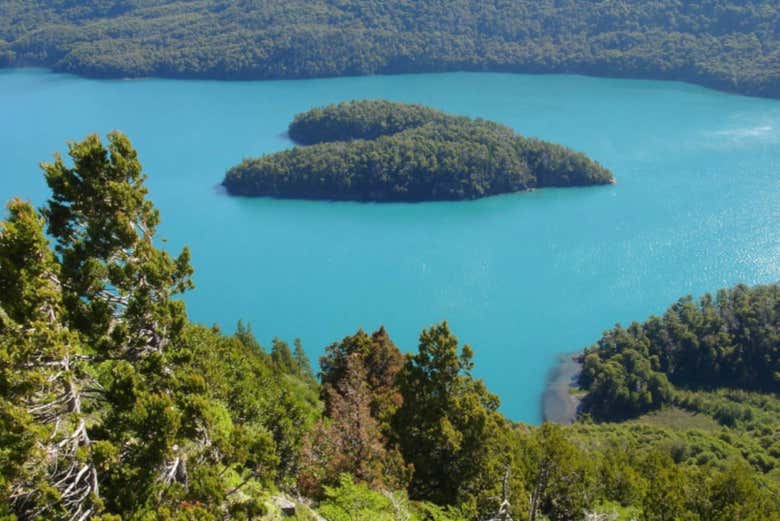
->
2, 132, 780, 520
0, 0, 778, 98
572, 282, 780, 514
579, 284, 780, 420
223, 101, 613, 201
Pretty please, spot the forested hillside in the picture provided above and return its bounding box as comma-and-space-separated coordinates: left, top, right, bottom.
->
580, 284, 780, 420
224, 100, 613, 201
2, 133, 779, 519
575, 282, 780, 518
0, 0, 778, 97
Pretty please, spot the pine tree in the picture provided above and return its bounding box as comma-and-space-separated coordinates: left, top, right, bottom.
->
392, 322, 511, 514
320, 326, 404, 428
42, 131, 193, 360
299, 353, 408, 497
293, 338, 316, 385
0, 198, 99, 520
271, 338, 297, 375
1, 133, 284, 519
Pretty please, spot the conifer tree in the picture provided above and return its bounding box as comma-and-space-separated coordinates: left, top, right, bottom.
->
640, 451, 691, 521
392, 322, 512, 514
34, 132, 199, 514
320, 326, 404, 428
292, 339, 316, 385
300, 351, 409, 497
271, 338, 297, 375
523, 423, 593, 521
0, 199, 99, 520
705, 460, 772, 521
1, 133, 287, 520
42, 131, 193, 359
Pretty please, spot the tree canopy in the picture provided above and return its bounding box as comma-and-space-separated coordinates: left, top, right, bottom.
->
224, 100, 613, 202
579, 284, 780, 420
0, 1, 778, 98
0, 133, 320, 520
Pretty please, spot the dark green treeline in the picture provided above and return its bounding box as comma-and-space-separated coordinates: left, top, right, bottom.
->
1, 1, 779, 98
224, 100, 613, 201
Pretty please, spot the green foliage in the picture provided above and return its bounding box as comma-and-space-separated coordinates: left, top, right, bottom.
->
576, 282, 780, 514
392, 322, 523, 517
0, 1, 778, 97
317, 475, 466, 521
638, 450, 698, 521
580, 284, 780, 419
319, 326, 404, 427
0, 133, 320, 520
224, 100, 613, 201
522, 423, 595, 521
540, 420, 780, 521
271, 338, 298, 375
234, 320, 268, 360
318, 474, 396, 521
289, 100, 452, 145
703, 459, 780, 521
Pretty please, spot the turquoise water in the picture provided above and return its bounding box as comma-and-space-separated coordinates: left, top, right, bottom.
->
1, 69, 778, 422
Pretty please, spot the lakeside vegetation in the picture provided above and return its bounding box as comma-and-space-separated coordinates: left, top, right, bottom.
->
223, 100, 613, 201
579, 283, 780, 420
574, 282, 780, 511
2, 132, 779, 519
0, 1, 779, 98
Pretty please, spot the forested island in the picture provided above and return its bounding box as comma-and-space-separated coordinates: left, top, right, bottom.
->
223, 100, 613, 202
1, 0, 778, 98
2, 132, 780, 520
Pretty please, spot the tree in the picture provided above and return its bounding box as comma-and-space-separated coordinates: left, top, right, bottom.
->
1, 133, 305, 519
320, 326, 404, 429
640, 451, 692, 521
293, 339, 317, 385
35, 132, 201, 515
581, 284, 780, 423
272, 338, 298, 375
299, 353, 408, 497
42, 131, 193, 359
704, 460, 779, 521
522, 423, 594, 521
234, 320, 267, 358
391, 322, 514, 515
224, 101, 612, 202
0, 198, 98, 520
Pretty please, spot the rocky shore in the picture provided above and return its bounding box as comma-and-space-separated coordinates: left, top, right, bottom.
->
542, 353, 583, 424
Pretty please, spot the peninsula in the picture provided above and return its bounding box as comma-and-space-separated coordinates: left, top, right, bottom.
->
223, 100, 613, 202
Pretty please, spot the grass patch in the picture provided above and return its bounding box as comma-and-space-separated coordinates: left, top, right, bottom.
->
631, 407, 720, 432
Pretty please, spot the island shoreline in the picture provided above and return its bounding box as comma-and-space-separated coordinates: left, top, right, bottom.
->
223, 100, 614, 202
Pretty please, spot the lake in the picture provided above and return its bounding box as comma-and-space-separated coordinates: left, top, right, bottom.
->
1, 69, 778, 422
